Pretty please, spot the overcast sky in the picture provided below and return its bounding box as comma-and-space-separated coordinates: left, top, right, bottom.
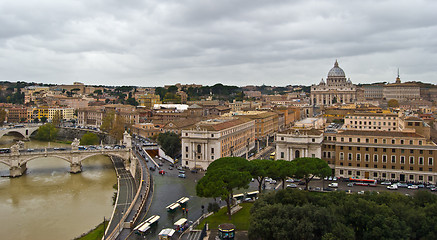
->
1, 0, 436, 87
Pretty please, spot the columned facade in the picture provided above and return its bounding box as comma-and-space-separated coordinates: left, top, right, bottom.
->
311, 60, 357, 106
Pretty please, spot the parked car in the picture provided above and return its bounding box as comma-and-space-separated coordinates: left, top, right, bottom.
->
397, 183, 408, 188
159, 170, 165, 175
286, 184, 297, 188
178, 174, 186, 178
328, 183, 338, 188
286, 179, 294, 183
149, 166, 156, 171
347, 183, 354, 187
179, 170, 185, 174
417, 184, 425, 188
270, 180, 277, 184
408, 185, 419, 189
381, 181, 392, 185
387, 184, 398, 190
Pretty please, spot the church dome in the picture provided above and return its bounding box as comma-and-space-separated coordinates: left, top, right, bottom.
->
327, 60, 345, 77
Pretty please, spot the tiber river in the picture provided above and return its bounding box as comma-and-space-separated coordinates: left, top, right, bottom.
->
0, 135, 117, 240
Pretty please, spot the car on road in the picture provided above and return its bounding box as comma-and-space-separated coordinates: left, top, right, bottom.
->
381, 181, 392, 185
168, 167, 173, 170
26, 149, 34, 152
328, 183, 338, 188
417, 184, 425, 188
387, 184, 398, 190
347, 183, 354, 187
159, 170, 165, 175
333, 177, 338, 181
178, 170, 185, 174
286, 184, 297, 188
270, 180, 277, 184
358, 191, 365, 195
178, 174, 186, 178
158, 162, 163, 166
286, 178, 294, 183
408, 185, 419, 189
397, 183, 408, 188
191, 169, 198, 173
149, 166, 156, 171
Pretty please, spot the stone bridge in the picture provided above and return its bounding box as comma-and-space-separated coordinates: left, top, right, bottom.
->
0, 125, 40, 140
0, 132, 134, 177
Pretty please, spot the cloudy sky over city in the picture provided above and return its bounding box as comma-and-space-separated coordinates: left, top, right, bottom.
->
1, 0, 436, 87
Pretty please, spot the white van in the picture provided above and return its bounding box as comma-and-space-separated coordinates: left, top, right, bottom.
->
328, 183, 338, 188
387, 184, 398, 190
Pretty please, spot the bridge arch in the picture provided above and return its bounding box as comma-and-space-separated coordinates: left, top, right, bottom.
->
0, 130, 26, 139
0, 159, 11, 167
78, 152, 129, 163
22, 155, 72, 165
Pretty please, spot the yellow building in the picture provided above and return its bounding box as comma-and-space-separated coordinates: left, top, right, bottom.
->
137, 94, 161, 109
223, 111, 278, 140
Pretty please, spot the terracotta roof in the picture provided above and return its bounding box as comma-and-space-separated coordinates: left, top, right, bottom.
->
338, 130, 423, 138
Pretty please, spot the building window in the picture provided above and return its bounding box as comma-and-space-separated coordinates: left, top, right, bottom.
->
410, 140, 413, 145
429, 157, 433, 166
401, 156, 405, 164
410, 150, 414, 154
186, 154, 188, 158
197, 144, 201, 153
374, 139, 378, 143
366, 138, 369, 143
373, 172, 378, 177
400, 140, 404, 144
409, 175, 414, 180
340, 170, 344, 174
429, 176, 433, 182
382, 155, 387, 163
365, 154, 370, 162
392, 149, 396, 153
186, 161, 188, 165
391, 173, 396, 179
340, 152, 344, 160
281, 152, 284, 158
312, 138, 315, 142
356, 171, 360, 176
357, 153, 361, 161
409, 156, 414, 164
349, 147, 352, 151
383, 139, 386, 144
211, 156, 214, 160
349, 138, 352, 142
281, 137, 284, 140
348, 170, 352, 175
348, 153, 352, 161
211, 134, 214, 137
185, 146, 188, 152
392, 139, 395, 144
373, 154, 378, 162
357, 138, 361, 143
211, 148, 214, 154
391, 155, 396, 163
419, 157, 424, 165
357, 147, 361, 151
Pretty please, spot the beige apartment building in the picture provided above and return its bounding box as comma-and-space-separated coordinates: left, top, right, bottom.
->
328, 130, 437, 184
222, 111, 278, 140
344, 111, 399, 131
181, 117, 255, 170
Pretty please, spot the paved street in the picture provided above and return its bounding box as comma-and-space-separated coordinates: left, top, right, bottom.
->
105, 156, 136, 239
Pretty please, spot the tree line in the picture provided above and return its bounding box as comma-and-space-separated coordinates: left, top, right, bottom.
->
249, 189, 437, 240
196, 157, 331, 220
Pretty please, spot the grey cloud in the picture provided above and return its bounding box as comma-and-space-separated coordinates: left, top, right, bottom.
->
0, 0, 436, 86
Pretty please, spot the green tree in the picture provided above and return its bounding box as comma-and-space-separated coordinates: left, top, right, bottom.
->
100, 111, 115, 133
249, 159, 272, 192
0, 108, 6, 126
126, 97, 138, 106
157, 132, 181, 158
35, 123, 58, 141
268, 160, 296, 189
291, 157, 331, 190
109, 114, 126, 141
80, 132, 100, 145
40, 116, 48, 123
51, 111, 62, 127
196, 158, 251, 220
33, 118, 39, 123
388, 99, 399, 108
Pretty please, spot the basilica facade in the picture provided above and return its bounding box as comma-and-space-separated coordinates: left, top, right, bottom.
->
311, 60, 357, 106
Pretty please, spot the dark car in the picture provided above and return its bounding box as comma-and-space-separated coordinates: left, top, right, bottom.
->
149, 166, 156, 171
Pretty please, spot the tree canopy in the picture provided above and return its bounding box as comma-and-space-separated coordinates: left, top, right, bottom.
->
388, 99, 400, 108
80, 132, 100, 145
291, 157, 332, 190
197, 157, 252, 219
35, 123, 58, 141
157, 132, 181, 158
248, 159, 273, 192
250, 189, 437, 240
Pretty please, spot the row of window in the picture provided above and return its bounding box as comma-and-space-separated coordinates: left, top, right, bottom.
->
346, 116, 396, 120
348, 120, 396, 126
339, 162, 432, 171
337, 137, 424, 145
338, 152, 434, 165
338, 169, 433, 182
